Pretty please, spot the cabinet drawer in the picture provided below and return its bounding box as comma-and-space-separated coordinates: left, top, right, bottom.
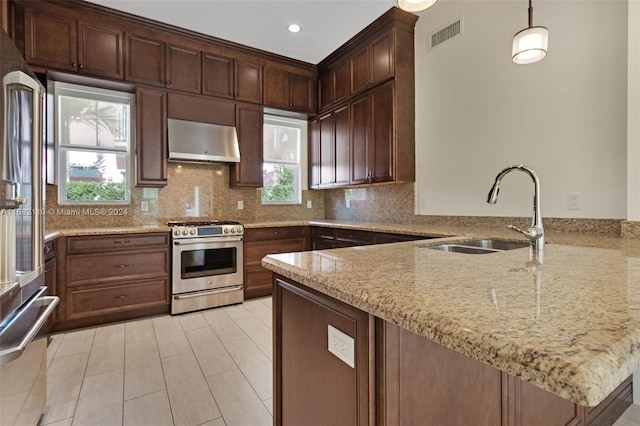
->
66, 249, 168, 287
335, 228, 375, 245
245, 238, 307, 265
374, 233, 427, 244
66, 278, 169, 320
244, 226, 308, 242
244, 265, 273, 299
67, 233, 169, 254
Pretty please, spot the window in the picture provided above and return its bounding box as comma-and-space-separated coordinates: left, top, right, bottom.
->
54, 82, 134, 204
262, 116, 306, 204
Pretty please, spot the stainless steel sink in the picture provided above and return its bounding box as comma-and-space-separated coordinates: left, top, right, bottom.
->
425, 244, 498, 254
422, 239, 529, 254
454, 239, 529, 251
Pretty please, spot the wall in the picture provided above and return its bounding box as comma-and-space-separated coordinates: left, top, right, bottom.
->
413, 0, 628, 219
45, 163, 325, 229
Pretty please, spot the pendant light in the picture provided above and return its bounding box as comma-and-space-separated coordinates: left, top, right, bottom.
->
512, 0, 548, 65
397, 0, 437, 13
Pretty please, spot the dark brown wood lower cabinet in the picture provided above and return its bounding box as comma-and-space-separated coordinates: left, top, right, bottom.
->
243, 226, 309, 299
274, 276, 631, 426
274, 276, 374, 426
53, 233, 170, 331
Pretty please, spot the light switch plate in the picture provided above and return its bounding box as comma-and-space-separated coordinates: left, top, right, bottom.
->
237, 200, 244, 210
328, 325, 355, 368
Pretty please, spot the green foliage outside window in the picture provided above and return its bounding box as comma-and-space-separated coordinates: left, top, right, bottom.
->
262, 165, 295, 202
66, 181, 126, 202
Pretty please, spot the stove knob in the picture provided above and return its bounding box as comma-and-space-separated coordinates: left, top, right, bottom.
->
173, 230, 180, 236
230, 228, 236, 233
182, 229, 188, 236
223, 228, 229, 233
236, 227, 243, 233
189, 229, 196, 235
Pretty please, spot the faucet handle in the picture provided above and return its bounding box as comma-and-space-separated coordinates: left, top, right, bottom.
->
507, 224, 541, 241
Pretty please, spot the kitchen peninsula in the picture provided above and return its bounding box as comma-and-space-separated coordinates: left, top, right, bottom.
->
263, 235, 640, 425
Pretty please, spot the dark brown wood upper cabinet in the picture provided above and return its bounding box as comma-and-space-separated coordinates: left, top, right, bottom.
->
350, 81, 394, 185
350, 30, 394, 95
319, 61, 349, 112
23, 3, 124, 79
202, 53, 263, 104
309, 105, 349, 189
264, 66, 315, 113
126, 34, 164, 86
135, 87, 167, 187
166, 44, 201, 93
230, 104, 264, 188
127, 34, 200, 92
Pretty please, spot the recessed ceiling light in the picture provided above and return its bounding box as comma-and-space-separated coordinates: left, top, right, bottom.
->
288, 24, 301, 33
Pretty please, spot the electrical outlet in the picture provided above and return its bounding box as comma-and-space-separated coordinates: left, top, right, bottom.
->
306, 200, 312, 209
346, 199, 351, 208
237, 200, 244, 210
328, 325, 355, 368
567, 193, 581, 210
140, 200, 149, 212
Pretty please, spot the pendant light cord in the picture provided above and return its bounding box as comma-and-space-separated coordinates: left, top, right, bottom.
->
528, 0, 533, 28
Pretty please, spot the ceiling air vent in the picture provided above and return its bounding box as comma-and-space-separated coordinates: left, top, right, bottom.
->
430, 17, 463, 49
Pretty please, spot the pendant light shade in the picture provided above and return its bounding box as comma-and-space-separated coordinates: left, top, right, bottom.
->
512, 0, 548, 65
397, 0, 437, 13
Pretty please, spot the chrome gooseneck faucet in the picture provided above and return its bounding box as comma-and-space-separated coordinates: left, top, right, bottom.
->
487, 165, 544, 259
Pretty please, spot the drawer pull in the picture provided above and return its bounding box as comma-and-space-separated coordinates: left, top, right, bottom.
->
113, 240, 130, 244
114, 264, 130, 268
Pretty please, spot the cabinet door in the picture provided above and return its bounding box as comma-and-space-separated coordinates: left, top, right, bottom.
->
202, 52, 234, 99
264, 66, 288, 109
77, 20, 124, 79
135, 87, 167, 187
274, 277, 373, 426
288, 72, 313, 113
231, 104, 263, 188
319, 113, 334, 187
166, 43, 201, 93
235, 61, 263, 104
369, 82, 394, 183
319, 69, 333, 111
126, 34, 165, 87
349, 95, 370, 184
370, 31, 394, 85
309, 119, 321, 189
24, 8, 77, 71
350, 46, 369, 95
334, 105, 350, 186
334, 61, 350, 104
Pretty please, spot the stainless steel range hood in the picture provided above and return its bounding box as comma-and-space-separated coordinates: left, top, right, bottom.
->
167, 118, 240, 164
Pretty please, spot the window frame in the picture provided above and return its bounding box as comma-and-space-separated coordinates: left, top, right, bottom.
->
53, 81, 135, 205
261, 115, 307, 205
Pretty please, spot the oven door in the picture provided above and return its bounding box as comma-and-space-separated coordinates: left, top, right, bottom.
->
172, 236, 243, 295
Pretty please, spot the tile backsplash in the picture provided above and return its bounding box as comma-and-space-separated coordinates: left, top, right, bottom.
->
45, 163, 325, 229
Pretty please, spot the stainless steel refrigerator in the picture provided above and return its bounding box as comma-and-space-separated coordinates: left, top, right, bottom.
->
0, 30, 59, 425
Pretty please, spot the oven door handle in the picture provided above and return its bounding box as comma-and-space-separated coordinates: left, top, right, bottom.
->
173, 236, 243, 245
0, 289, 59, 365
174, 285, 243, 300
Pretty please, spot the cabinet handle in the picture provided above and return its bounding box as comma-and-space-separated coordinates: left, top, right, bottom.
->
71, 62, 78, 69
113, 240, 130, 244
114, 264, 130, 268
79, 64, 84, 70
273, 231, 279, 235
166, 81, 171, 85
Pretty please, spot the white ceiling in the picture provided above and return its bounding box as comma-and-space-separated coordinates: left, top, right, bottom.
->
84, 0, 399, 64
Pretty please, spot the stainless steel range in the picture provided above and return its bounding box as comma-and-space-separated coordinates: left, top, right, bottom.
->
168, 221, 244, 315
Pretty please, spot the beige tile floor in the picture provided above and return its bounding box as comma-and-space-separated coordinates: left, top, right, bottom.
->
44, 297, 273, 426
43, 295, 640, 426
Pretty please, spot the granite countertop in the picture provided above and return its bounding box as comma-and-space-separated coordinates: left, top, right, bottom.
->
44, 225, 170, 241
262, 232, 640, 407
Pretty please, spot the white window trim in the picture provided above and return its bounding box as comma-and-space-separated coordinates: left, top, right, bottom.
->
54, 82, 135, 205
261, 115, 307, 205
